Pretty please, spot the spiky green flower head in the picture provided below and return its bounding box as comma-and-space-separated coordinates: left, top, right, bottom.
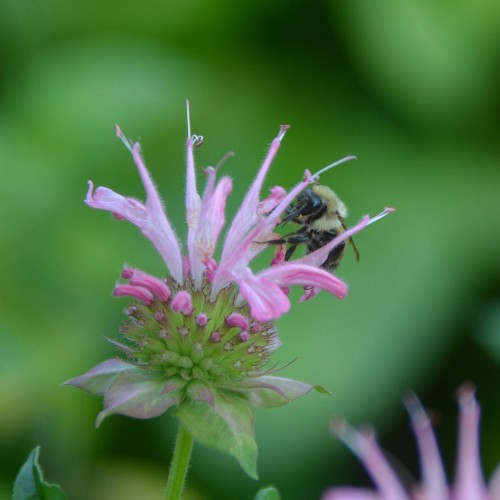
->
66, 104, 393, 477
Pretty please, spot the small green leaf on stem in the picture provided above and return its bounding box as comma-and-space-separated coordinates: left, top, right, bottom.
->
13, 446, 68, 500
254, 485, 281, 500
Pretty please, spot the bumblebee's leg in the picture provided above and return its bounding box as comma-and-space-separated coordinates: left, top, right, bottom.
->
265, 233, 309, 245
285, 245, 298, 261
283, 234, 311, 261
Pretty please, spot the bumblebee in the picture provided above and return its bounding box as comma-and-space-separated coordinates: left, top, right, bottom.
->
268, 185, 360, 271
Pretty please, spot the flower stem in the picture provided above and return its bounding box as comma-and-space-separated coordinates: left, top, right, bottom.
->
165, 425, 194, 500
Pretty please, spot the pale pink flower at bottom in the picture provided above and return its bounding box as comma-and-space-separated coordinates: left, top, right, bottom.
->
323, 384, 500, 500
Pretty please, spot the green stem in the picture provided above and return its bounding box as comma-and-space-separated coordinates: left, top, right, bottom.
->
165, 425, 194, 500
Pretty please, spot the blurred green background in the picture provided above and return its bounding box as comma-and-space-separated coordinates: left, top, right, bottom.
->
1, 0, 499, 498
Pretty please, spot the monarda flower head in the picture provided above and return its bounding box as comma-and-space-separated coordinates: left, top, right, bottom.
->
323, 384, 500, 500
66, 103, 392, 477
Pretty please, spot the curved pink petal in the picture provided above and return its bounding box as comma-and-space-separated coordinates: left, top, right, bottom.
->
332, 423, 410, 500
86, 183, 146, 220
236, 269, 290, 322
86, 139, 184, 283
131, 143, 183, 282
403, 392, 448, 499
258, 262, 347, 300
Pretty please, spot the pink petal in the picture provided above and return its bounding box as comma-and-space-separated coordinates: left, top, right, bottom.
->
332, 422, 410, 500
258, 262, 347, 300
130, 143, 184, 282
86, 139, 183, 283
236, 268, 290, 322
403, 391, 448, 499
185, 134, 203, 287
452, 384, 490, 500
194, 175, 233, 282
220, 126, 289, 266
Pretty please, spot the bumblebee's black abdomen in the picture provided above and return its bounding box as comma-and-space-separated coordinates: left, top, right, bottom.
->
306, 228, 346, 271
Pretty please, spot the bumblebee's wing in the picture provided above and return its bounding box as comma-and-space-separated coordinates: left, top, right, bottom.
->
337, 212, 360, 262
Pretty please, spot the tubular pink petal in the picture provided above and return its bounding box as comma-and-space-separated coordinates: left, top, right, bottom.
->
129, 277, 170, 302
259, 263, 348, 299
452, 385, 489, 500
403, 391, 448, 499
113, 284, 153, 304
86, 180, 95, 202
130, 143, 184, 283
236, 270, 290, 322
85, 185, 146, 219
195, 176, 233, 275
220, 125, 289, 265
121, 267, 171, 302
87, 137, 184, 283
186, 133, 203, 287
334, 424, 410, 500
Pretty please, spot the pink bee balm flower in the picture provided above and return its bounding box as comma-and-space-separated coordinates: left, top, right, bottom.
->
323, 384, 500, 500
66, 103, 392, 478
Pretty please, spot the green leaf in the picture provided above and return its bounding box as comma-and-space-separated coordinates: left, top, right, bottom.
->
254, 486, 281, 500
13, 446, 68, 500
176, 391, 258, 479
